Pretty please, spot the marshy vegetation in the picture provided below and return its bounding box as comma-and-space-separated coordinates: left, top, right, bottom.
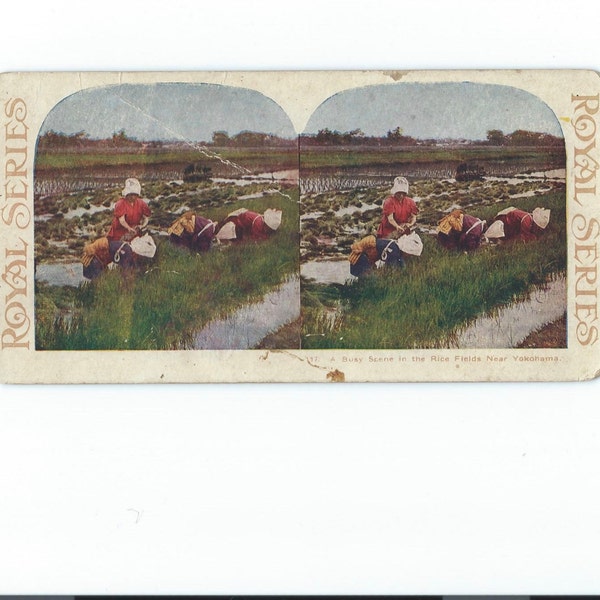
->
299, 141, 566, 349
35, 133, 567, 351
301, 190, 566, 349
300, 172, 565, 261
34, 177, 290, 263
36, 191, 299, 350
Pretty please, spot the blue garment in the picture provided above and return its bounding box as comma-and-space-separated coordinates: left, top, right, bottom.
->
377, 238, 405, 268
350, 239, 405, 277
109, 240, 134, 269
82, 256, 104, 280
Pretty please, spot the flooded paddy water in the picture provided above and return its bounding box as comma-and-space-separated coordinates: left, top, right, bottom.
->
449, 275, 567, 348
36, 164, 299, 199
301, 259, 354, 285
36, 262, 86, 287
191, 277, 300, 350
35, 164, 183, 198
299, 162, 565, 194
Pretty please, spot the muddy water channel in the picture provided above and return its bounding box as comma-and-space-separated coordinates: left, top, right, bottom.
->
191, 277, 300, 349
448, 275, 566, 348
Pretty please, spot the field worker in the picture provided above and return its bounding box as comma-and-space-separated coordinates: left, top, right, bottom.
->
81, 236, 135, 279
168, 211, 216, 252
349, 232, 423, 277
437, 209, 487, 251
490, 206, 550, 242
376, 176, 419, 239
215, 207, 282, 242
107, 178, 151, 242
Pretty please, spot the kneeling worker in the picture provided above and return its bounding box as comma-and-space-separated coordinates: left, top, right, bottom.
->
215, 207, 282, 242
168, 211, 216, 252
490, 206, 550, 241
349, 232, 423, 277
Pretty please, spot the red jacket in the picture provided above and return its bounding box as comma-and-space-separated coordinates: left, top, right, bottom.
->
377, 195, 419, 238
494, 209, 537, 241
107, 197, 151, 241
222, 210, 271, 241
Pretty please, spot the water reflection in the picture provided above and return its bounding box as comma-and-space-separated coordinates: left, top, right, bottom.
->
301, 259, 354, 285
192, 277, 300, 349
36, 262, 85, 287
450, 275, 566, 348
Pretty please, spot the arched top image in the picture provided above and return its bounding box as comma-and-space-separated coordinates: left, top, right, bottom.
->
299, 80, 567, 351
33, 82, 300, 352
303, 81, 564, 142
39, 82, 296, 144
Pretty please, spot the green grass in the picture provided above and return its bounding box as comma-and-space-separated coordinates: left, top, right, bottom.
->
299, 145, 564, 170
35, 192, 299, 350
35, 147, 298, 172
301, 191, 566, 349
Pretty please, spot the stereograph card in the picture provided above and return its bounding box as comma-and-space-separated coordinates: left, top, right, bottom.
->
1, 69, 599, 382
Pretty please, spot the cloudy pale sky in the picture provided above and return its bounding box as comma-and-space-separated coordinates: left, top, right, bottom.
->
304, 82, 563, 139
40, 83, 297, 141
40, 81, 563, 142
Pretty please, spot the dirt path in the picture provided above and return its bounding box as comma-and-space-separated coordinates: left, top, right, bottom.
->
256, 318, 301, 349
517, 313, 567, 348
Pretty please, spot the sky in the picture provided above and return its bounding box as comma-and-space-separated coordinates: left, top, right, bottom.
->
41, 81, 563, 143
40, 83, 297, 141
304, 82, 563, 139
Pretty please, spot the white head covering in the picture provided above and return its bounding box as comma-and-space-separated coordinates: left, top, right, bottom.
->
484, 220, 505, 239
263, 208, 282, 231
396, 232, 423, 256
216, 221, 237, 241
391, 176, 409, 195
122, 178, 142, 197
532, 207, 551, 229
130, 234, 157, 258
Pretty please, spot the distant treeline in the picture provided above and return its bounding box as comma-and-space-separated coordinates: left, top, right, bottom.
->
38, 127, 564, 151
300, 127, 564, 147
37, 129, 297, 150
484, 129, 563, 146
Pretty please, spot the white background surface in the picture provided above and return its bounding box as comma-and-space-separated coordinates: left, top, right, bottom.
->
1, 0, 600, 594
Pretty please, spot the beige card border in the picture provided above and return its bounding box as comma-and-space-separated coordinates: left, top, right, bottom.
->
1, 69, 599, 383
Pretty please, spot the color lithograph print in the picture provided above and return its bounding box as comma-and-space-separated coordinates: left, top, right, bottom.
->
1, 70, 599, 382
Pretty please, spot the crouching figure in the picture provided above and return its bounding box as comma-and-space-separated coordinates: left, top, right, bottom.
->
349, 232, 423, 277
437, 209, 486, 251
214, 208, 282, 242
168, 211, 216, 252
81, 234, 156, 280
488, 206, 550, 242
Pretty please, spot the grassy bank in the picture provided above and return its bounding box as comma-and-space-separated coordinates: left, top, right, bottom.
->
301, 191, 566, 349
36, 193, 299, 350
